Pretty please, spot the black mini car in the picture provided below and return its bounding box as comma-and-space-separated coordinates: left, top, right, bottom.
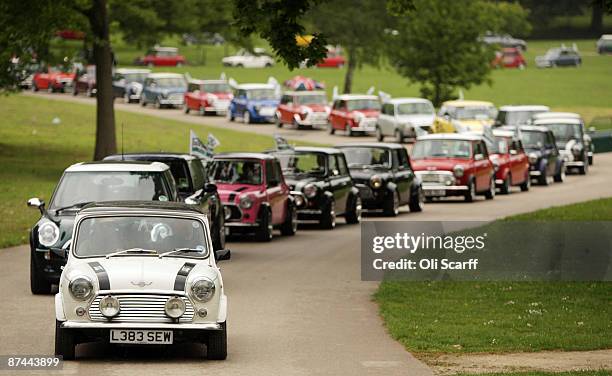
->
104, 153, 226, 251
336, 143, 424, 216
517, 126, 566, 185
270, 147, 362, 229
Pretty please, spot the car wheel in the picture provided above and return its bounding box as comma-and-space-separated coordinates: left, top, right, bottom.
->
520, 172, 530, 192
31, 83, 38, 92
500, 174, 511, 195
206, 321, 227, 360
327, 122, 335, 135
184, 104, 190, 114
375, 126, 384, 141
227, 109, 235, 122
123, 93, 131, 104
154, 99, 162, 109
409, 186, 424, 212
199, 106, 206, 116
346, 123, 353, 137
55, 320, 75, 360
140, 97, 147, 107
464, 179, 475, 202
86, 87, 93, 97
383, 190, 400, 216
244, 111, 251, 124
578, 161, 588, 175
256, 207, 273, 242
47, 85, 54, 93
275, 115, 282, 128
30, 252, 52, 294
538, 168, 549, 185
588, 155, 593, 166
395, 129, 404, 143
72, 86, 78, 96
320, 199, 336, 229
345, 195, 362, 224
280, 202, 297, 236
554, 165, 566, 183
484, 177, 495, 199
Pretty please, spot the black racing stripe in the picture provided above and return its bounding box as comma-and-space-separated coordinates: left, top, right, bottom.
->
88, 262, 110, 290
234, 187, 248, 193
174, 262, 196, 291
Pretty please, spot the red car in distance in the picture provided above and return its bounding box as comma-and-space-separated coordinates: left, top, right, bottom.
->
328, 94, 381, 136
492, 47, 527, 69
184, 79, 233, 115
72, 65, 96, 97
135, 47, 186, 67
32, 66, 76, 93
276, 91, 330, 129
411, 134, 496, 202
316, 46, 346, 68
489, 129, 531, 193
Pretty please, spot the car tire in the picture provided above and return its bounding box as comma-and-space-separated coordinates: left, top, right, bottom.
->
140, 98, 146, 107
86, 87, 94, 97
123, 93, 131, 104
212, 214, 226, 251
375, 126, 384, 141
408, 186, 424, 212
500, 174, 511, 195
280, 202, 297, 236
554, 165, 565, 183
383, 190, 400, 216
47, 85, 54, 93
345, 195, 362, 224
327, 122, 335, 135
154, 99, 162, 109
30, 252, 52, 294
256, 207, 273, 242
395, 129, 403, 143
464, 179, 475, 202
320, 199, 336, 229
520, 172, 530, 192
32, 83, 38, 92
55, 320, 75, 360
275, 115, 282, 128
206, 321, 227, 360
484, 177, 495, 199
244, 111, 251, 124
72, 86, 78, 96
227, 109, 235, 122
346, 123, 353, 137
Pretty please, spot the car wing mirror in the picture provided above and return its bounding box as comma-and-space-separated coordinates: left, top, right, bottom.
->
204, 183, 218, 193
215, 249, 231, 261
474, 153, 484, 161
27, 197, 46, 215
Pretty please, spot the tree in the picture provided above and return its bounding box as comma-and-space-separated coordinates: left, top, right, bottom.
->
388, 0, 530, 107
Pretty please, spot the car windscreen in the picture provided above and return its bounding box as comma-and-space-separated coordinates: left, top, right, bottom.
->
498, 110, 544, 125
541, 123, 581, 143
298, 95, 327, 105
123, 73, 148, 83
276, 152, 327, 176
412, 139, 472, 159
202, 83, 231, 93
396, 102, 434, 115
247, 89, 276, 100
520, 130, 547, 149
74, 216, 208, 258
456, 106, 496, 120
156, 77, 186, 88
492, 136, 510, 154
346, 99, 381, 111
50, 171, 171, 210
210, 159, 263, 185
341, 147, 391, 168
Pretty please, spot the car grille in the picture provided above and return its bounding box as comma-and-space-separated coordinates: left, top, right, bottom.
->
89, 294, 194, 323
168, 93, 183, 101
308, 112, 328, 122
417, 171, 455, 186
355, 183, 373, 199
224, 204, 242, 221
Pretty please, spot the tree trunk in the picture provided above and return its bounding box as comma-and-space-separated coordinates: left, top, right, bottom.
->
88, 0, 116, 160
343, 48, 357, 94
590, 0, 603, 35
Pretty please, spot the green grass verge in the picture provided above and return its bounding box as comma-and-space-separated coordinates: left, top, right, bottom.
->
0, 94, 307, 248
375, 198, 612, 354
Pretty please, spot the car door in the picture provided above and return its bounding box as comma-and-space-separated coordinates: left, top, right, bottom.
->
472, 141, 489, 190
394, 148, 414, 204
377, 103, 392, 135
265, 159, 286, 224
328, 154, 351, 212
234, 89, 247, 116
330, 100, 346, 130
545, 131, 559, 176
278, 94, 292, 123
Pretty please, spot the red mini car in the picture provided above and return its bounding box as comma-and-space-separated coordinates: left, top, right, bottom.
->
276, 91, 330, 129
492, 47, 526, 69
328, 94, 381, 136
135, 47, 186, 67
72, 65, 96, 97
210, 153, 299, 241
184, 79, 233, 115
489, 129, 530, 193
316, 46, 346, 68
411, 134, 496, 202
32, 66, 76, 93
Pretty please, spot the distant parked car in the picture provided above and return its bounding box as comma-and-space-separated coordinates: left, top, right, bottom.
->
481, 32, 527, 51
491, 47, 526, 69
228, 83, 279, 123
328, 95, 381, 136
535, 46, 581, 68
596, 34, 612, 54
337, 143, 424, 215
411, 134, 496, 202
518, 125, 566, 185
72, 65, 96, 97
533, 118, 590, 175
376, 98, 435, 143
32, 65, 76, 93
275, 91, 330, 129
270, 147, 362, 228
433, 100, 497, 133
316, 46, 346, 68
112, 68, 150, 103
135, 46, 186, 67
140, 73, 187, 109
17, 62, 41, 90
494, 105, 549, 127
221, 48, 274, 68
184, 79, 233, 115
209, 153, 298, 241
490, 130, 531, 193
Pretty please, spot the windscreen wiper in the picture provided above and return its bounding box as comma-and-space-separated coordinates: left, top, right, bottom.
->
158, 248, 208, 259
105, 248, 158, 259
54, 201, 92, 215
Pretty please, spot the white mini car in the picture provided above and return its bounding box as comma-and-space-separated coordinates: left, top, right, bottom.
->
376, 98, 435, 143
221, 48, 274, 68
55, 201, 229, 360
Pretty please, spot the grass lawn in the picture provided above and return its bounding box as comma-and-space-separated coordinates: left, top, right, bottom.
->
374, 198, 612, 354
0, 94, 303, 248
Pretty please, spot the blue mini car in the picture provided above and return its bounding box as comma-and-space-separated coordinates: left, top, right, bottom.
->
228, 83, 279, 123
140, 73, 187, 109
519, 125, 566, 185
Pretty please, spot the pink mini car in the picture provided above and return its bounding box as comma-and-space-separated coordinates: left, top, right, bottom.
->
210, 153, 299, 241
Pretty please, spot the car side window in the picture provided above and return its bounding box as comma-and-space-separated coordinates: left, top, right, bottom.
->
397, 148, 411, 170
265, 160, 282, 187
547, 132, 556, 148
391, 150, 400, 170
388, 104, 395, 116
336, 154, 349, 176
164, 171, 178, 201
480, 141, 489, 158
329, 154, 339, 176
281, 95, 291, 105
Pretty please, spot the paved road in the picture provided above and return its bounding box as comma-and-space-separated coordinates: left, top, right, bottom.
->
3, 92, 612, 375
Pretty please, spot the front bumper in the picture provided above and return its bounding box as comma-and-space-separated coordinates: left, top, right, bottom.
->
159, 98, 184, 106
422, 184, 469, 197
355, 183, 391, 209
61, 321, 221, 330
351, 119, 377, 133
296, 113, 329, 128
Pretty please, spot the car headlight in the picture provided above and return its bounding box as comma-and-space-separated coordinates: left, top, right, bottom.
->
99, 295, 120, 318
294, 194, 305, 207
38, 221, 60, 247
453, 165, 465, 178
165, 296, 186, 318
190, 277, 216, 302
223, 206, 232, 220
303, 183, 318, 198
571, 143, 583, 154
370, 175, 383, 189
528, 153, 538, 164
239, 195, 253, 209
69, 276, 94, 301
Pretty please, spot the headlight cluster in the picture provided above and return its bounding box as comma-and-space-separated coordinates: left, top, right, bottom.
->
69, 276, 94, 300
165, 296, 186, 318
453, 165, 465, 178
528, 153, 538, 164
370, 175, 383, 189
190, 277, 216, 302
239, 195, 253, 209
294, 195, 305, 207
38, 222, 60, 247
303, 183, 318, 198
99, 295, 120, 318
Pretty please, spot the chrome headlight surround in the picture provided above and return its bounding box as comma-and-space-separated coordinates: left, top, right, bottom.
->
38, 221, 60, 247
370, 175, 383, 189
303, 183, 318, 198
453, 165, 465, 178
165, 296, 186, 319
239, 195, 253, 209
69, 276, 94, 301
99, 295, 120, 318
190, 277, 216, 302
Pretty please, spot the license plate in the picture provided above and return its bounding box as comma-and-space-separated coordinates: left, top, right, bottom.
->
110, 329, 173, 344
259, 108, 275, 116
424, 189, 445, 197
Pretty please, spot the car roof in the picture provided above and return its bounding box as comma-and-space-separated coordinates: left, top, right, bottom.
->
334, 94, 379, 101
65, 161, 169, 172
416, 133, 484, 141
153, 47, 178, 52
188, 79, 227, 85
533, 118, 582, 125
116, 68, 151, 74
235, 83, 275, 90
104, 153, 196, 161
80, 201, 203, 214
532, 112, 581, 120
384, 97, 432, 105
213, 152, 276, 160
442, 100, 495, 107
335, 142, 406, 149
148, 73, 185, 79
492, 129, 516, 138
519, 125, 550, 133
499, 105, 550, 112
283, 91, 326, 96
273, 146, 341, 154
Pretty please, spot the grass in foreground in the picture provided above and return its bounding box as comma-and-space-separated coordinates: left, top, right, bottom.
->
0, 94, 307, 248
374, 198, 612, 354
